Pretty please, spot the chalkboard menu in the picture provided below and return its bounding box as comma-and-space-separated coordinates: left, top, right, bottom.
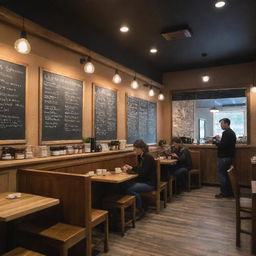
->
41, 70, 83, 142
0, 59, 26, 142
94, 85, 117, 140
127, 95, 156, 144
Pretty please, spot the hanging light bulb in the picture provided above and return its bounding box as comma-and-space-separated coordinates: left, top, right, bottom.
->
14, 18, 31, 54
84, 57, 95, 73
158, 91, 165, 101
149, 86, 155, 97
130, 75, 139, 89
251, 86, 256, 93
202, 75, 210, 82
112, 69, 122, 84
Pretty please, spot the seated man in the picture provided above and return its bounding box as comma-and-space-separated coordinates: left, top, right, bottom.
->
166, 137, 192, 192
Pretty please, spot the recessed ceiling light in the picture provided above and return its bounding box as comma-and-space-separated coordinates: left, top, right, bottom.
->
215, 1, 226, 8
150, 48, 158, 54
202, 75, 210, 82
120, 26, 129, 33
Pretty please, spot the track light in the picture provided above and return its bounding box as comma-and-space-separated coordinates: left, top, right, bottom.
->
130, 75, 139, 89
158, 91, 165, 101
80, 56, 95, 74
112, 69, 122, 84
149, 86, 155, 97
14, 18, 31, 54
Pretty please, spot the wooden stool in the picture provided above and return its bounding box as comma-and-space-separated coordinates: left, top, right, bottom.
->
91, 209, 109, 252
187, 169, 201, 192
19, 222, 86, 256
102, 195, 136, 236
3, 247, 45, 256
167, 176, 176, 202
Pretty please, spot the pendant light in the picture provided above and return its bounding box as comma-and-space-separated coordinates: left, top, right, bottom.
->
210, 107, 219, 113
80, 56, 95, 74
130, 74, 139, 89
14, 17, 31, 54
148, 86, 155, 97
112, 69, 122, 84
158, 91, 165, 101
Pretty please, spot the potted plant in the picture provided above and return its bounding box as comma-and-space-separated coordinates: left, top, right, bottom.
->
158, 139, 166, 147
83, 137, 91, 152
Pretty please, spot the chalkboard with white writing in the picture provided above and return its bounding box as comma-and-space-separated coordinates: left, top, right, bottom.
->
94, 85, 117, 140
127, 95, 156, 144
0, 59, 26, 142
41, 70, 83, 142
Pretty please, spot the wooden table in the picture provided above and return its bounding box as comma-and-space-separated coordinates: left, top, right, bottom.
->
252, 180, 256, 254
159, 159, 177, 165
0, 192, 60, 222
91, 173, 138, 183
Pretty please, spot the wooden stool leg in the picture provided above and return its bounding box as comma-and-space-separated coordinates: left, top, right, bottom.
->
187, 173, 191, 192
132, 200, 136, 228
156, 193, 160, 214
168, 179, 172, 202
198, 173, 202, 188
236, 211, 241, 247
60, 246, 68, 256
104, 216, 109, 252
120, 207, 125, 236
163, 187, 167, 208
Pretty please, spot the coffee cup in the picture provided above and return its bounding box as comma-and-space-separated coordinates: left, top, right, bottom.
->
96, 169, 103, 175
88, 171, 95, 176
115, 167, 122, 174
102, 169, 107, 175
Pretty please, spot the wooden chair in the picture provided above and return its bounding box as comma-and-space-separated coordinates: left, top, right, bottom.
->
187, 151, 201, 192
167, 176, 176, 202
227, 166, 252, 248
141, 159, 168, 214
17, 169, 92, 256
102, 195, 136, 236
3, 247, 45, 256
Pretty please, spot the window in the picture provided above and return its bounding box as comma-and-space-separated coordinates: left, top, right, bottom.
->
172, 89, 248, 144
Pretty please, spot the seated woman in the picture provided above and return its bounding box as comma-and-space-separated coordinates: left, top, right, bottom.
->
166, 137, 192, 192
122, 139, 156, 217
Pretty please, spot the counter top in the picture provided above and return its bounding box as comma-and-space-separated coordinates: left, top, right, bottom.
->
0, 149, 134, 169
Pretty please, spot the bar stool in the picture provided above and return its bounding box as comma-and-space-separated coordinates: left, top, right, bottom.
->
102, 195, 136, 236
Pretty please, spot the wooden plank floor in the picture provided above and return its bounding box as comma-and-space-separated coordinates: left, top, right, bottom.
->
97, 186, 251, 256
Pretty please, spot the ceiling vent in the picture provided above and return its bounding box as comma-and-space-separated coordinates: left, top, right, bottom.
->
161, 29, 192, 41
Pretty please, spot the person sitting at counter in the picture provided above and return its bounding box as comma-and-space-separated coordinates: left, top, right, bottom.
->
166, 137, 192, 192
122, 139, 156, 218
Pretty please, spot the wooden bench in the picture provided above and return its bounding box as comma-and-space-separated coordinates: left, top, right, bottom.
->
3, 247, 45, 256
102, 195, 136, 236
17, 168, 92, 256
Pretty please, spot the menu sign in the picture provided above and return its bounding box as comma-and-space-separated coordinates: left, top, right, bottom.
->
0, 59, 26, 141
41, 70, 83, 142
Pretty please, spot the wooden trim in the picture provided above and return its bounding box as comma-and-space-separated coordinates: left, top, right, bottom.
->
0, 56, 27, 145
0, 7, 163, 89
246, 88, 251, 144
39, 68, 84, 145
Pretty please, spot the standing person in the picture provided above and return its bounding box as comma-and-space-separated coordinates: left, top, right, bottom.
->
166, 137, 192, 192
122, 139, 156, 218
214, 118, 236, 198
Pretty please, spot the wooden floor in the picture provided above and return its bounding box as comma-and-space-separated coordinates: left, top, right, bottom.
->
97, 186, 251, 256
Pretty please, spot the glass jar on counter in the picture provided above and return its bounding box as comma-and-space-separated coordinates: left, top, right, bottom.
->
25, 145, 34, 159
73, 145, 79, 154
1, 147, 15, 160
15, 148, 25, 160
78, 145, 83, 154
39, 146, 48, 158
50, 147, 60, 156
66, 145, 74, 155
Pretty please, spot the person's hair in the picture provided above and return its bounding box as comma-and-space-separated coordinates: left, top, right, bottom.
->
133, 139, 149, 153
219, 118, 230, 126
171, 137, 182, 144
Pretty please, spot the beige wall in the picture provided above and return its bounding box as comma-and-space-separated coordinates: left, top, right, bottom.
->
163, 62, 256, 146
0, 21, 165, 146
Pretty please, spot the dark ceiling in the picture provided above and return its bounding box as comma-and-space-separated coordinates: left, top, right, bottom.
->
1, 0, 256, 83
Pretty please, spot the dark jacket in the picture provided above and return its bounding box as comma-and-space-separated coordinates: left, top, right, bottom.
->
167, 145, 192, 170
131, 152, 156, 187
216, 128, 236, 158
